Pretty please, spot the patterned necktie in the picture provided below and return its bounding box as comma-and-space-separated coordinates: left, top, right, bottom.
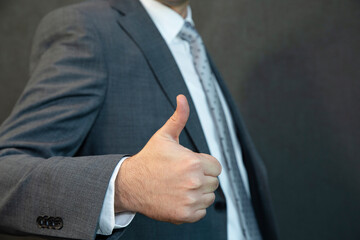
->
178, 21, 262, 240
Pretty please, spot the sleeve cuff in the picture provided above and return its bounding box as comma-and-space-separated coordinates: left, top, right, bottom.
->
97, 157, 136, 235
114, 211, 136, 228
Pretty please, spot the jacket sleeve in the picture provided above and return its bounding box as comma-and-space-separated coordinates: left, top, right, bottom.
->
0, 6, 124, 240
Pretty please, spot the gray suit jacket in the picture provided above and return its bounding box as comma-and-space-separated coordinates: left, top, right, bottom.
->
0, 0, 278, 239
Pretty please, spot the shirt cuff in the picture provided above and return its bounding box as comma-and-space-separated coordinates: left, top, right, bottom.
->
97, 157, 136, 235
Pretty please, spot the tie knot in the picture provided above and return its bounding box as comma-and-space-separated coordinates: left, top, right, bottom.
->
178, 21, 199, 43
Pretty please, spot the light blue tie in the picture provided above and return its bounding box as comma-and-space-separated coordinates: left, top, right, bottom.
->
179, 21, 262, 240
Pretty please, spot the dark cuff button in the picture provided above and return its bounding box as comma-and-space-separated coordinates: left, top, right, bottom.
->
36, 216, 63, 230
214, 201, 227, 211
36, 216, 44, 228
47, 217, 55, 228
53, 217, 63, 230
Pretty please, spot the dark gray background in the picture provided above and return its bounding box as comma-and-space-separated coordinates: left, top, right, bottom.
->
1, 0, 359, 240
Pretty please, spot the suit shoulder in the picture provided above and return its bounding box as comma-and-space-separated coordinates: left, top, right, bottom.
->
29, 0, 114, 74
32, 0, 119, 46
38, 0, 114, 31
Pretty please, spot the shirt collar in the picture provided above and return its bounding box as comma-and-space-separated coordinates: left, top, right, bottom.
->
139, 0, 194, 44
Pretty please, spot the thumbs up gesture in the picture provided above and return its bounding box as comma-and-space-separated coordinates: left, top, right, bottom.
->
115, 95, 222, 224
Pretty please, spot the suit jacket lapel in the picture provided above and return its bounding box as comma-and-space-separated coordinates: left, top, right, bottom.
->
108, 0, 210, 155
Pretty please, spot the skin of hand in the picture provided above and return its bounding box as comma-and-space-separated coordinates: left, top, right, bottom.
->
114, 94, 222, 224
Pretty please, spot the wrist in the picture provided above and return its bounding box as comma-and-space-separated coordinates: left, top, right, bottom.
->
114, 156, 135, 213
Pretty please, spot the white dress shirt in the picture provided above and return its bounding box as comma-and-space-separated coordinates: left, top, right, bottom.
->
97, 1, 251, 239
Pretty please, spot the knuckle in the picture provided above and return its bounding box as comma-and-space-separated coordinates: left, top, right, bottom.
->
178, 207, 193, 222
184, 195, 197, 206
193, 209, 207, 222
178, 208, 207, 223
190, 158, 202, 170
187, 177, 202, 189
209, 193, 216, 205
203, 193, 215, 208
201, 154, 222, 175
183, 156, 202, 172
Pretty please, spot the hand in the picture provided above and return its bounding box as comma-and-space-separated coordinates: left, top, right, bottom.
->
114, 94, 222, 224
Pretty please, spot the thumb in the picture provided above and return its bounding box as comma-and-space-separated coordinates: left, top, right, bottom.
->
159, 94, 190, 142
